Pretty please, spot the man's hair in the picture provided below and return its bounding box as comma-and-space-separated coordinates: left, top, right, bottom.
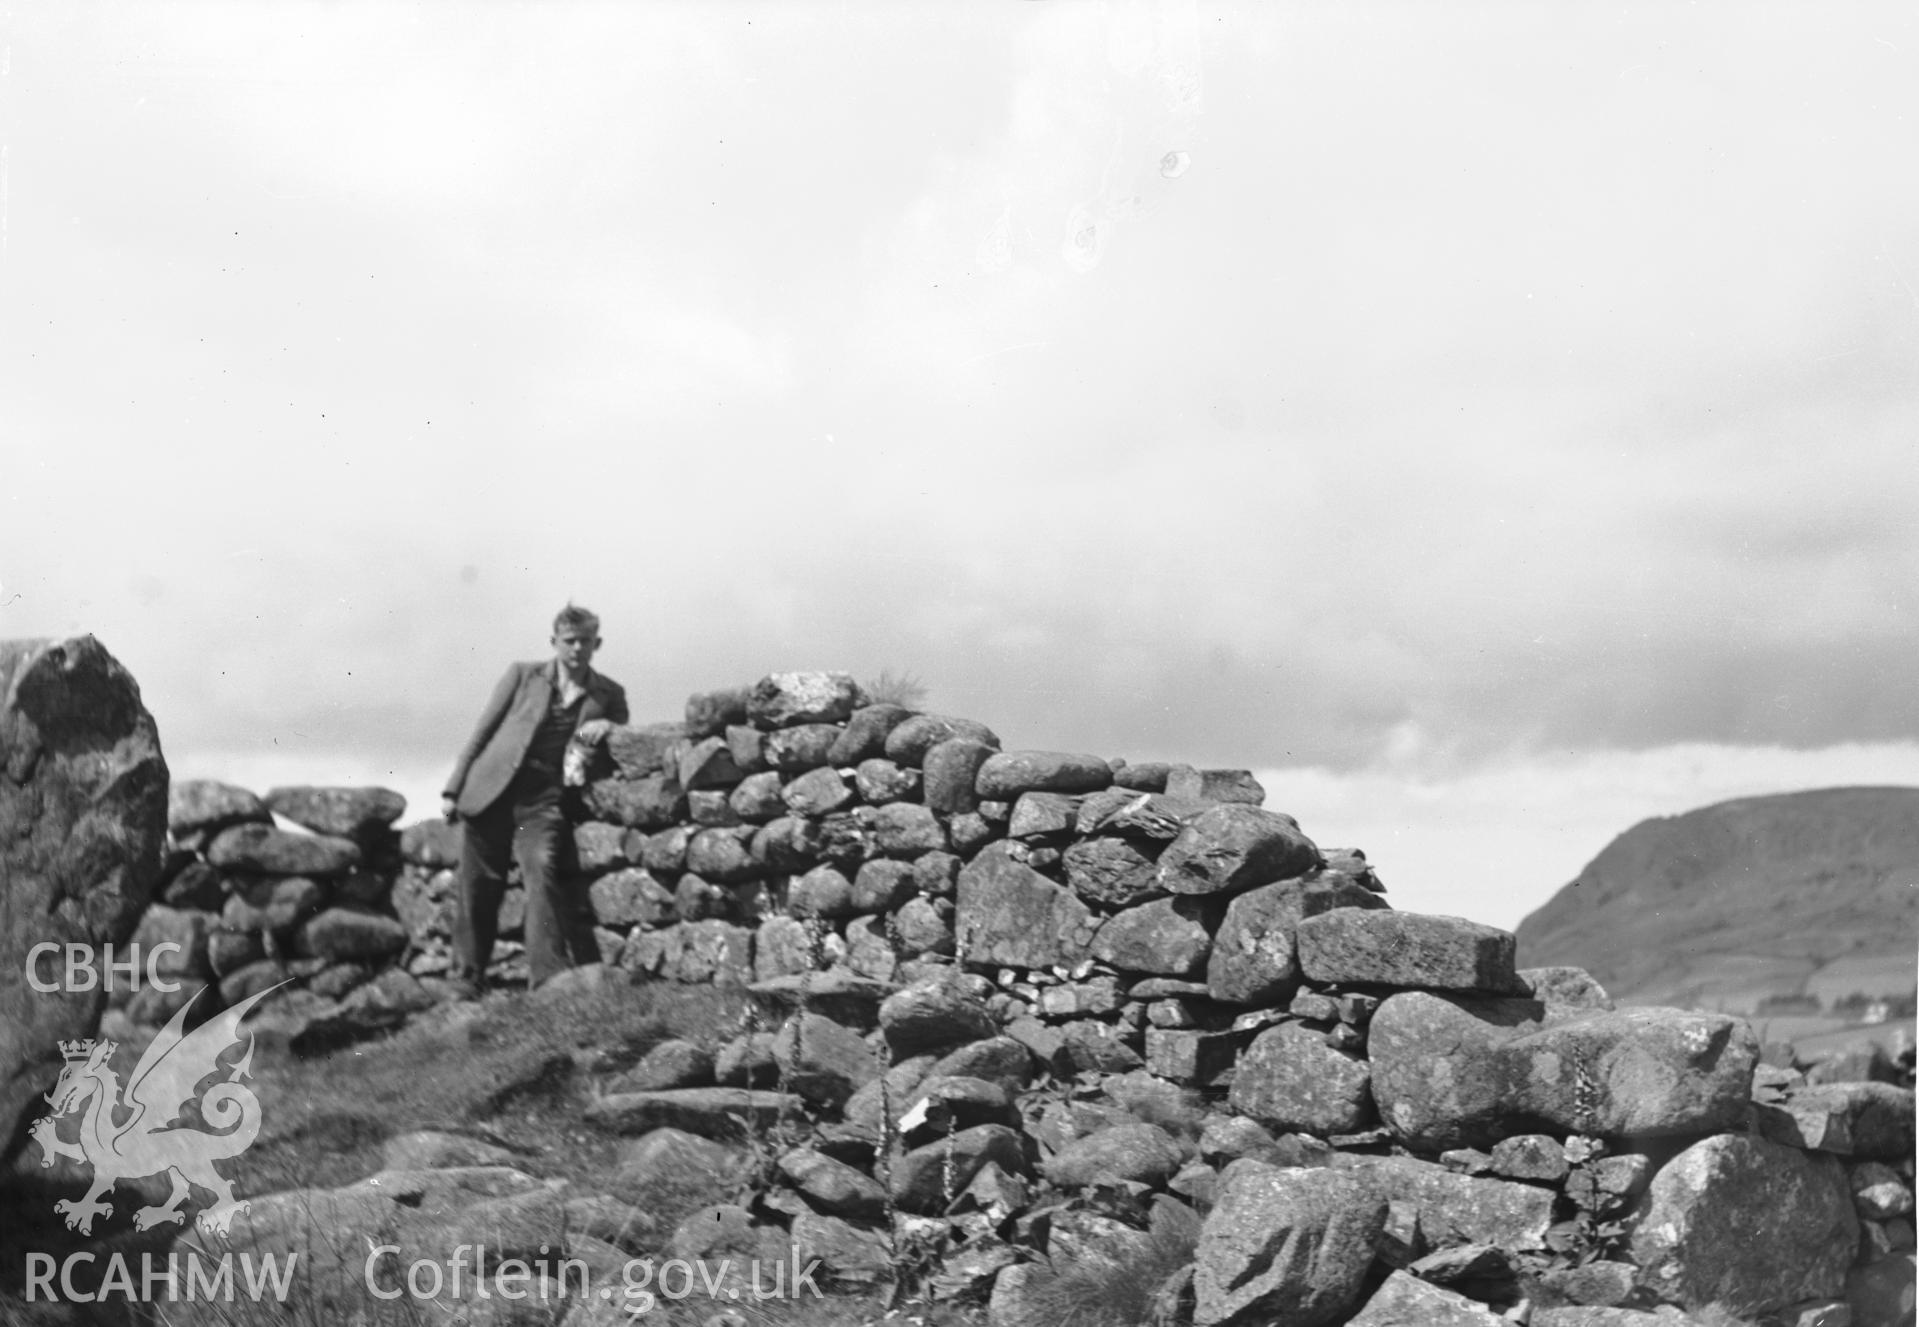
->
553, 602, 601, 638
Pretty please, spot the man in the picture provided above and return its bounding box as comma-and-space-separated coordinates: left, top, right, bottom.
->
441, 604, 629, 993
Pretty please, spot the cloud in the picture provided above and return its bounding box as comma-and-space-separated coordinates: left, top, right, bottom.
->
2, 1, 1916, 805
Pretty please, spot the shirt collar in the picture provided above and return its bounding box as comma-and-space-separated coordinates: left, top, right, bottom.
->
549, 660, 592, 692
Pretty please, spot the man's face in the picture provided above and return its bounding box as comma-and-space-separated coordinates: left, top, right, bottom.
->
551, 628, 600, 674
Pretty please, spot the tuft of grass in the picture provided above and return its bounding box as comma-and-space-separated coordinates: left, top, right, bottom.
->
861, 670, 928, 711
1015, 1201, 1200, 1327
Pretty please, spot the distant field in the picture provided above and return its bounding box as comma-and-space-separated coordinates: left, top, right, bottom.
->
1779, 1015, 1916, 1061
1803, 951, 1918, 1005
1609, 946, 1912, 1018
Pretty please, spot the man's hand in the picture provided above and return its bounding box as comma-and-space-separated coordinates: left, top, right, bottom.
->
441, 795, 460, 824
574, 718, 615, 745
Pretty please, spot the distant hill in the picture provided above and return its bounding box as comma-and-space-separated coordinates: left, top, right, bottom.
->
1514, 786, 1919, 1012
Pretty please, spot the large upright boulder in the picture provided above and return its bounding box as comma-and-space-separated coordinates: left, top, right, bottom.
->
1369, 993, 1757, 1149
1, 637, 168, 1156
1629, 1134, 1858, 1315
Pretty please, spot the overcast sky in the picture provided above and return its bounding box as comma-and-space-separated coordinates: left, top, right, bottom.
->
3, 2, 1915, 930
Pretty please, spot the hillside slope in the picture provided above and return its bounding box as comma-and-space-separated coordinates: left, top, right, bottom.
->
1514, 786, 1919, 1011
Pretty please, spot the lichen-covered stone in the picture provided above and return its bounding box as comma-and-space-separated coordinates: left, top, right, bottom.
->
893, 896, 954, 955
764, 723, 843, 773
684, 688, 750, 739
588, 868, 671, 927
1157, 805, 1319, 895
890, 1124, 1026, 1214
1041, 1122, 1185, 1189
1206, 874, 1387, 1006
1754, 1082, 1916, 1161
883, 714, 1001, 767
1146, 1027, 1244, 1084
168, 778, 269, 838
1629, 1133, 1858, 1315
1165, 767, 1266, 805
724, 724, 768, 775
222, 874, 326, 933
827, 704, 912, 766
975, 751, 1113, 800
923, 738, 995, 814
1335, 1153, 1555, 1252
1369, 993, 1759, 1150
209, 822, 361, 877
955, 842, 1097, 970
727, 770, 786, 823
264, 786, 406, 840
851, 859, 916, 913
879, 976, 998, 1056
1091, 897, 1214, 976
863, 802, 947, 858
1344, 1271, 1507, 1326
1519, 966, 1616, 1012
653, 919, 755, 985
1296, 909, 1520, 993
684, 826, 759, 883
1061, 835, 1163, 908
1077, 789, 1215, 840
573, 821, 636, 873
677, 736, 745, 790
295, 908, 409, 963
1193, 1161, 1385, 1327
583, 774, 686, 830
772, 1011, 882, 1109
1229, 1022, 1374, 1136
747, 672, 864, 729
398, 819, 461, 868
853, 759, 919, 805
777, 1147, 887, 1220
780, 766, 854, 817
1007, 792, 1082, 840
788, 865, 856, 920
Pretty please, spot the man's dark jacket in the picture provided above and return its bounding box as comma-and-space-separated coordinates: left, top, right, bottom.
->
444, 661, 628, 817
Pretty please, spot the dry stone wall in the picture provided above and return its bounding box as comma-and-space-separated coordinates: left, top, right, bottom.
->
109, 669, 1916, 1325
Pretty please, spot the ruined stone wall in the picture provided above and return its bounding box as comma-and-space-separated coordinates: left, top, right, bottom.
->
120, 669, 1916, 1323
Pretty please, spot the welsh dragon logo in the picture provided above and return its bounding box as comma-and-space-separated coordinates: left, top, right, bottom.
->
29, 984, 280, 1238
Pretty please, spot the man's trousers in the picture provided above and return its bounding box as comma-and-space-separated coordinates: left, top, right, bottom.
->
450, 773, 594, 988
